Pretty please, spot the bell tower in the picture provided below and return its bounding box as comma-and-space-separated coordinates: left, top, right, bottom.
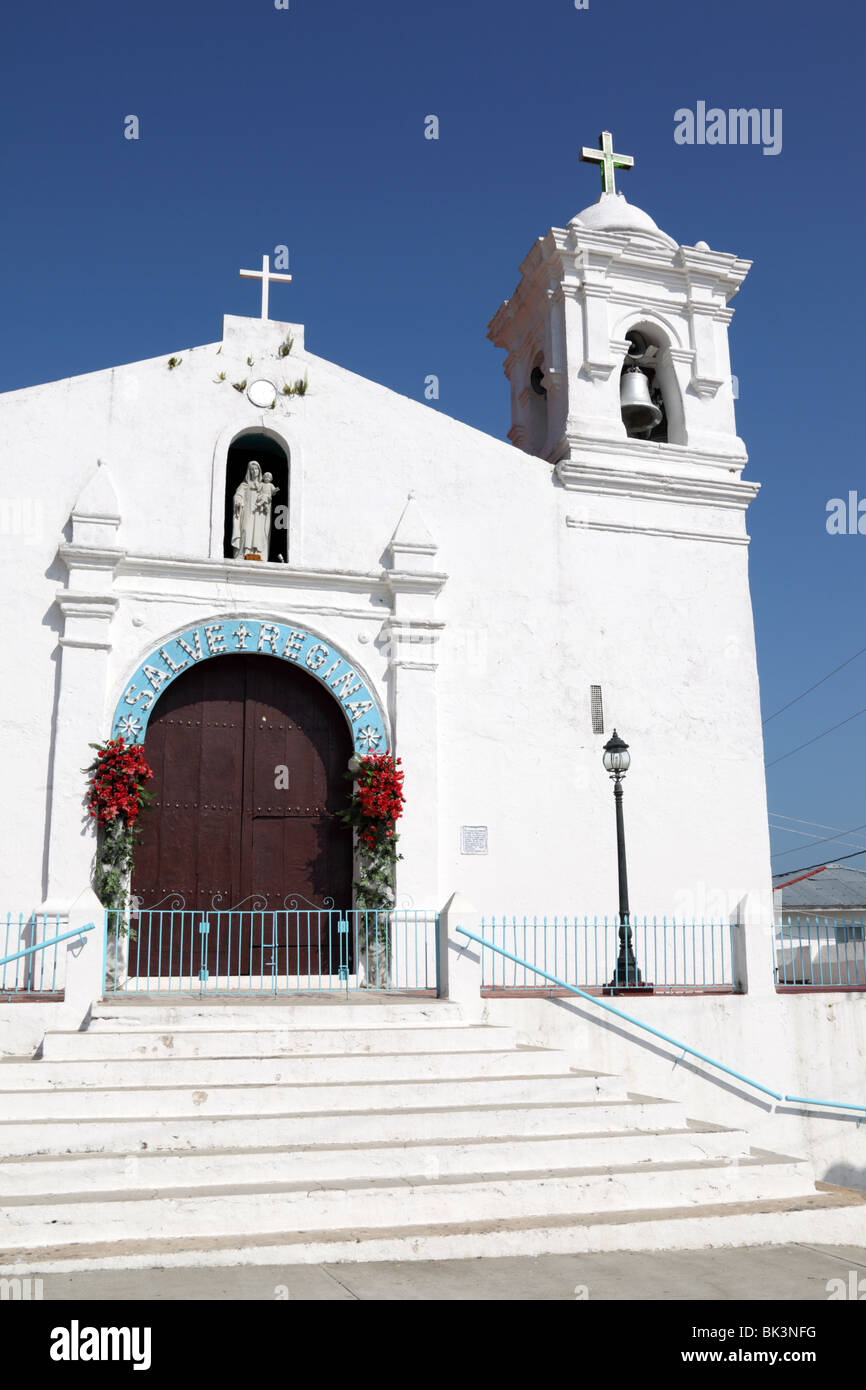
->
487, 131, 752, 496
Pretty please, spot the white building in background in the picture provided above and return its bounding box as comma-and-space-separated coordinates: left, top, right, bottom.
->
0, 146, 771, 981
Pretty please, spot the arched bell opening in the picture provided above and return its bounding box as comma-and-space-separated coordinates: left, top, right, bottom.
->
527, 350, 549, 456
222, 431, 289, 563
619, 328, 673, 443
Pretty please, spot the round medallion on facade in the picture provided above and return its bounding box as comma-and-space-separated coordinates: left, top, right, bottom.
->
246, 378, 278, 409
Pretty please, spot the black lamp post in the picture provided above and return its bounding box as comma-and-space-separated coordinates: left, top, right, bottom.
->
602, 730, 643, 989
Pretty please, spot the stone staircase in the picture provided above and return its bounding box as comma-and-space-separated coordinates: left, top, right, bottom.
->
1, 999, 863, 1273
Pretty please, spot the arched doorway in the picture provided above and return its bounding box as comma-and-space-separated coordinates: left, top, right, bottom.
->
130, 653, 354, 976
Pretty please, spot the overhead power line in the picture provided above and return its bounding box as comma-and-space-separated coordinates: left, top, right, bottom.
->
765, 703, 866, 768
771, 846, 866, 877
769, 822, 866, 854
770, 811, 863, 835
763, 643, 866, 725
770, 818, 866, 861
770, 823, 847, 842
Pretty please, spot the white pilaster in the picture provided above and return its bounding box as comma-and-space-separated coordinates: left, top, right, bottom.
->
383, 495, 446, 910
735, 890, 778, 998
438, 891, 483, 1016
43, 464, 122, 914
64, 890, 106, 1015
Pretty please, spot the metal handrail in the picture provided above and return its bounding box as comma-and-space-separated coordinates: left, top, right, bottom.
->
458, 926, 866, 1116
0, 923, 95, 969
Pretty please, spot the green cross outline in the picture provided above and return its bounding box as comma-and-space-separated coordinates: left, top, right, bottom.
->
580, 131, 634, 195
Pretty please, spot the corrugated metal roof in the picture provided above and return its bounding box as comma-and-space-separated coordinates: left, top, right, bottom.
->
774, 864, 866, 909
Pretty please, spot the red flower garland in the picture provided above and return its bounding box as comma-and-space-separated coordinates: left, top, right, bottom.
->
352, 753, 405, 851
86, 737, 154, 827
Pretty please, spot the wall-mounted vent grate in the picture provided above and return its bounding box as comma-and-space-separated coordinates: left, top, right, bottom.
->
590, 685, 604, 735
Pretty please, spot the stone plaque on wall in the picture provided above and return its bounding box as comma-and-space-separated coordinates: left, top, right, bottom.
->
460, 826, 488, 855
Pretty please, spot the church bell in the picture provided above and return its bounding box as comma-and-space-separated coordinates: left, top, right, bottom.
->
620, 363, 663, 434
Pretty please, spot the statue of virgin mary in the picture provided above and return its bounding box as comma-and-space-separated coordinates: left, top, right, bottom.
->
231, 461, 275, 560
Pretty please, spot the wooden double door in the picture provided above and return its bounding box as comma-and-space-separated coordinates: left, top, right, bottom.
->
131, 654, 354, 976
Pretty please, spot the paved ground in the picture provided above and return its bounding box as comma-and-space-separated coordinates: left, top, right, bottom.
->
33, 1243, 866, 1300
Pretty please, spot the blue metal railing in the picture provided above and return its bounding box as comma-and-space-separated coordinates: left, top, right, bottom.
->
479, 915, 736, 993
775, 916, 866, 988
104, 907, 439, 997
0, 916, 95, 997
459, 925, 866, 1116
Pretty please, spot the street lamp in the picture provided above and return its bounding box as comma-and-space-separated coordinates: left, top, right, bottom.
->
602, 730, 643, 989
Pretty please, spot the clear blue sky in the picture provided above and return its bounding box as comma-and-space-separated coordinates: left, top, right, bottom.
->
1, 0, 863, 877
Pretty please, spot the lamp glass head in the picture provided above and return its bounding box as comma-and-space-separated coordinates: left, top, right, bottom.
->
602, 730, 630, 774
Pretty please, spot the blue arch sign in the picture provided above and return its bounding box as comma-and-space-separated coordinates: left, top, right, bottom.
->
111, 619, 388, 755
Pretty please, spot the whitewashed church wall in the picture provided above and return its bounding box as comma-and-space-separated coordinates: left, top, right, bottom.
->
0, 317, 770, 933
432, 519, 771, 920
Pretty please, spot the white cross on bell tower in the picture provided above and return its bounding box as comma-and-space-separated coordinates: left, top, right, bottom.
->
238, 254, 293, 320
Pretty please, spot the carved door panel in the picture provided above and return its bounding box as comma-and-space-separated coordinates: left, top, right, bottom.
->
242, 656, 354, 976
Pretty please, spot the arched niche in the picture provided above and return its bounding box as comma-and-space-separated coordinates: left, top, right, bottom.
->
223, 431, 289, 563
615, 316, 686, 447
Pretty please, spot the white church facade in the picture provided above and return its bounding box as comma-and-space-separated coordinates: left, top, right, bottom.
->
1, 138, 773, 993
3, 139, 866, 1272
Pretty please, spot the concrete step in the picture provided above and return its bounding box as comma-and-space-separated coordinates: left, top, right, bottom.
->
0, 1098, 687, 1158
0, 1155, 817, 1252
87, 1001, 463, 1032
0, 1128, 752, 1199
4, 999, 839, 1275
6, 1190, 860, 1274
0, 1071, 627, 1122
0, 1048, 570, 1090
39, 1024, 517, 1061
